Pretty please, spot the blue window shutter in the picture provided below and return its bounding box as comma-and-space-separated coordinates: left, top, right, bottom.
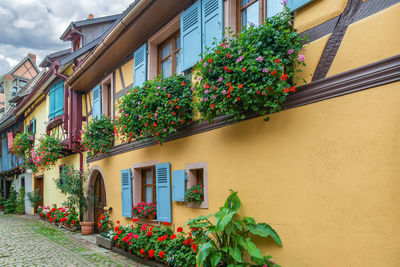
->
92, 85, 101, 118
172, 170, 186, 202
287, 0, 314, 12
133, 44, 147, 87
25, 125, 29, 132
156, 162, 172, 222
49, 86, 54, 119
55, 82, 64, 117
181, 1, 202, 71
202, 0, 223, 52
32, 118, 36, 134
121, 168, 132, 217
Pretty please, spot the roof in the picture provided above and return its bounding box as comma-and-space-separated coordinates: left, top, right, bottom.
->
5, 54, 39, 77
9, 70, 47, 104
60, 14, 121, 41
39, 48, 71, 68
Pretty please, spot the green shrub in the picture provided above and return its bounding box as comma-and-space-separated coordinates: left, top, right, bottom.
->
26, 188, 42, 209
82, 115, 115, 157
16, 187, 25, 214
4, 187, 18, 214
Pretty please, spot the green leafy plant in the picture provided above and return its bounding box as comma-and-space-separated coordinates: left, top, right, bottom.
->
132, 201, 157, 219
193, 9, 307, 122
26, 188, 42, 209
4, 186, 18, 214
54, 164, 87, 221
81, 114, 115, 157
11, 132, 32, 158
0, 196, 4, 210
186, 190, 282, 267
184, 184, 204, 205
115, 75, 193, 145
31, 134, 63, 171
16, 187, 25, 214
97, 212, 113, 236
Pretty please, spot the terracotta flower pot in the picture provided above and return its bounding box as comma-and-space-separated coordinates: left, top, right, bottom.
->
80, 221, 94, 235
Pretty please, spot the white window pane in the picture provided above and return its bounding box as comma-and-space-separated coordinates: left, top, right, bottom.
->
161, 57, 172, 77
241, 1, 259, 28
145, 170, 153, 184
175, 50, 181, 74
175, 35, 181, 50
267, 0, 283, 18
145, 187, 152, 203
160, 42, 171, 59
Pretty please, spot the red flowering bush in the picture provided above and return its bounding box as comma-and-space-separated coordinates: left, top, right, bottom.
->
11, 132, 32, 158
97, 212, 112, 236
114, 75, 193, 145
36, 205, 79, 229
194, 9, 307, 122
132, 201, 156, 219
31, 134, 63, 171
184, 184, 204, 205
81, 115, 114, 157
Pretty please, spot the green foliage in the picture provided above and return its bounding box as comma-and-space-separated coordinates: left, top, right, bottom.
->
193, 9, 307, 122
4, 187, 18, 214
31, 134, 63, 171
16, 187, 25, 214
184, 184, 204, 205
115, 75, 193, 145
82, 115, 115, 157
11, 132, 32, 158
185, 190, 282, 267
54, 164, 87, 221
0, 196, 4, 208
97, 212, 112, 235
26, 188, 42, 208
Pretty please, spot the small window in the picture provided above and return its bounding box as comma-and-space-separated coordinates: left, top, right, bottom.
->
186, 162, 208, 209
158, 32, 181, 77
241, 0, 261, 28
141, 167, 156, 204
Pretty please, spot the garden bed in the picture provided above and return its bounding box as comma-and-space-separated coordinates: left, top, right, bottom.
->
112, 247, 165, 267
96, 235, 114, 250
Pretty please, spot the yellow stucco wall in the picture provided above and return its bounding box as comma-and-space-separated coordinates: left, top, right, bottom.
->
327, 3, 400, 76
294, 0, 347, 33
121, 59, 134, 87
89, 81, 400, 266
115, 69, 123, 93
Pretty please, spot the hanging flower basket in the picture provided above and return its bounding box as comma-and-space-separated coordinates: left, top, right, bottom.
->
31, 134, 63, 171
81, 115, 114, 157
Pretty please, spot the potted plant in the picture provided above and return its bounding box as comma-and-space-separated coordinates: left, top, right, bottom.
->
132, 202, 157, 220
96, 212, 114, 249
31, 134, 63, 171
184, 184, 204, 205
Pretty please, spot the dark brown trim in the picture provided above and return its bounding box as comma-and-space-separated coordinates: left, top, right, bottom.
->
118, 67, 126, 91
87, 54, 400, 163
24, 94, 46, 119
47, 115, 63, 131
312, 0, 362, 81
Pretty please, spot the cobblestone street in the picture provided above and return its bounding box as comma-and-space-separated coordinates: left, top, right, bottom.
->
0, 214, 146, 267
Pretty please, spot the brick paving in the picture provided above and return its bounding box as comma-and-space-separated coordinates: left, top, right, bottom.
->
0, 213, 147, 267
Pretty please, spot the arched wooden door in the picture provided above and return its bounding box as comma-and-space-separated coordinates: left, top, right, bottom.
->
93, 172, 106, 233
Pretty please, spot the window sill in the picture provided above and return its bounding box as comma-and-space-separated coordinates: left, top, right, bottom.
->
133, 217, 161, 226
186, 201, 208, 209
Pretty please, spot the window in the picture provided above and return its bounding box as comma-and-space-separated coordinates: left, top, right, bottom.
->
185, 162, 208, 209
240, 0, 261, 28
141, 167, 156, 204
49, 81, 64, 119
158, 33, 181, 77
92, 85, 101, 118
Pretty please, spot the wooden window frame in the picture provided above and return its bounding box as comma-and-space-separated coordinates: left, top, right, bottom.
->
141, 166, 156, 204
186, 162, 208, 209
236, 0, 265, 31
157, 31, 181, 77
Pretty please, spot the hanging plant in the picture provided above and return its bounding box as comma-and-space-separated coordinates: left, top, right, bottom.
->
81, 115, 114, 157
11, 132, 32, 158
193, 8, 307, 122
31, 134, 63, 171
115, 75, 193, 145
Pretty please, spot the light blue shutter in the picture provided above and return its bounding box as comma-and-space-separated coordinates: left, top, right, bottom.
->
267, 0, 284, 17
92, 85, 101, 118
172, 170, 186, 202
202, 0, 223, 52
49, 86, 55, 119
121, 168, 132, 217
54, 82, 64, 117
287, 0, 314, 12
25, 125, 29, 132
133, 44, 147, 87
156, 163, 171, 222
32, 118, 36, 134
181, 1, 202, 71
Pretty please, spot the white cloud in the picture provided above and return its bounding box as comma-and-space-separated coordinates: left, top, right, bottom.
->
0, 0, 133, 74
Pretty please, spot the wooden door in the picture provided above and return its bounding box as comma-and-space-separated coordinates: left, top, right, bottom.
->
34, 176, 44, 212
94, 173, 106, 233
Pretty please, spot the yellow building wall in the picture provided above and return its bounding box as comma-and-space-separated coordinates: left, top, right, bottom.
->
115, 69, 123, 93
327, 3, 400, 76
121, 59, 134, 87
90, 81, 400, 267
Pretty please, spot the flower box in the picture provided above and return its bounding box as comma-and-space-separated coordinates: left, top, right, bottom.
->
96, 235, 114, 250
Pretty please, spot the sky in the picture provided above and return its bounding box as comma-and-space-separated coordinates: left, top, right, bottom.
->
0, 0, 133, 75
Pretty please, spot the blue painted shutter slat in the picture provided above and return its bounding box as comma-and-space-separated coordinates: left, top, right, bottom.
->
172, 170, 186, 202
55, 82, 64, 117
32, 118, 36, 135
133, 44, 147, 87
92, 85, 101, 118
121, 168, 132, 217
156, 163, 172, 222
202, 0, 223, 52
181, 1, 202, 71
49, 86, 54, 119
287, 0, 314, 12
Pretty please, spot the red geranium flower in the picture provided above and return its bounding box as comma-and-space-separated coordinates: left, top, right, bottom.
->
181, 82, 186, 86
140, 248, 144, 255
159, 251, 165, 258
227, 53, 231, 59
177, 227, 183, 233
148, 249, 155, 258
208, 58, 213, 63
242, 67, 246, 72
238, 84, 243, 88
170, 234, 177, 239
280, 73, 287, 81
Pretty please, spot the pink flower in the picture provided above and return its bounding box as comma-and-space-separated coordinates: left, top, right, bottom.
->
217, 77, 223, 82
287, 48, 294, 55
256, 56, 264, 62
236, 56, 244, 63
262, 68, 269, 73
297, 55, 305, 62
